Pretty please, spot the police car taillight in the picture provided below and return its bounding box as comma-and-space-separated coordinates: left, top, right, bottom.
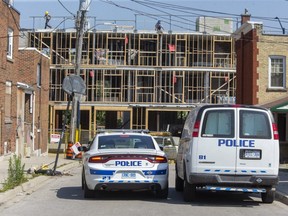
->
89, 155, 110, 163
272, 123, 279, 140
192, 121, 200, 137
147, 156, 167, 163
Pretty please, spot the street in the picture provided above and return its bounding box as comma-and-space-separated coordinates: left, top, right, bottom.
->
0, 164, 288, 216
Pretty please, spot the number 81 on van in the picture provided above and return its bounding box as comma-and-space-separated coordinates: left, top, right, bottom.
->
218, 139, 255, 147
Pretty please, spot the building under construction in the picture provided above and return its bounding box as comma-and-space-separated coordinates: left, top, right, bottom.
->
22, 19, 236, 143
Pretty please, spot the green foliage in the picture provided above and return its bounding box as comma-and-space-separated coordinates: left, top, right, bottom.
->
0, 155, 27, 192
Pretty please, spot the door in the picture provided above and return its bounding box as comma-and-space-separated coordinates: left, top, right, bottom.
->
196, 108, 237, 174
235, 108, 278, 175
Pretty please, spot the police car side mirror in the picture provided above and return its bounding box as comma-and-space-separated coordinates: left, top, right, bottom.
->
158, 144, 164, 151
79, 146, 88, 152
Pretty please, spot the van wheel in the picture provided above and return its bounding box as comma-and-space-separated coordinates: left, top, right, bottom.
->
261, 188, 275, 203
183, 178, 196, 202
175, 174, 184, 191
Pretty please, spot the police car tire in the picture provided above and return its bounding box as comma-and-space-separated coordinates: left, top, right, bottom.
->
183, 178, 196, 202
155, 183, 169, 199
81, 169, 85, 190
175, 174, 184, 191
261, 188, 275, 203
83, 177, 95, 198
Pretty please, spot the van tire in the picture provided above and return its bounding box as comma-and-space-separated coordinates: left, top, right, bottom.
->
183, 178, 196, 202
175, 174, 184, 191
261, 188, 275, 203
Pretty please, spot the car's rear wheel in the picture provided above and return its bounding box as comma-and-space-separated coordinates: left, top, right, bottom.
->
155, 183, 169, 199
261, 187, 275, 203
81, 169, 84, 190
83, 176, 95, 198
183, 175, 196, 202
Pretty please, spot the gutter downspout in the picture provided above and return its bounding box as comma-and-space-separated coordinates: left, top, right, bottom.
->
32, 91, 36, 154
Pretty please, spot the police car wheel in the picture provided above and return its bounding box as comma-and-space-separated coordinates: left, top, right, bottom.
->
83, 176, 95, 199
155, 183, 169, 199
261, 188, 275, 203
183, 178, 196, 202
81, 169, 85, 190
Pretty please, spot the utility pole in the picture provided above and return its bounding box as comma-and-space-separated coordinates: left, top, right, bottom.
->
70, 0, 90, 143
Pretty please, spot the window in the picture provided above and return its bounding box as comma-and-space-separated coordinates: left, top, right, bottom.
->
98, 135, 155, 149
37, 63, 42, 87
240, 110, 271, 139
269, 56, 286, 88
7, 28, 13, 59
5, 81, 12, 123
201, 110, 234, 138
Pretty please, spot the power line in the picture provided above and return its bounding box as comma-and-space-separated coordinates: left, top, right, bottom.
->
58, 0, 76, 17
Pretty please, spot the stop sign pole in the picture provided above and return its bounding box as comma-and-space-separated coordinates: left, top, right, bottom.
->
52, 75, 86, 175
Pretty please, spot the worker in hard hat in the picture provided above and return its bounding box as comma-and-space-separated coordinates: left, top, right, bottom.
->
155, 20, 164, 33
44, 11, 52, 29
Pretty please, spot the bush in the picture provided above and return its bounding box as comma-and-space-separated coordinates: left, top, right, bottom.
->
0, 155, 28, 192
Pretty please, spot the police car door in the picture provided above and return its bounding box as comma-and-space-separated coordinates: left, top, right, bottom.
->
235, 108, 278, 175
197, 108, 237, 174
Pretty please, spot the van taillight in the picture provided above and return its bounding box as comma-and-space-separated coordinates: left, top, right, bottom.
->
192, 121, 200, 137
272, 123, 279, 140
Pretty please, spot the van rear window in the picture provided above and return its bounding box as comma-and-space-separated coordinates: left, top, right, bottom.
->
201, 110, 234, 138
240, 110, 271, 139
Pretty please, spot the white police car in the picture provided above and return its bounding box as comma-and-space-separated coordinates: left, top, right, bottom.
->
81, 130, 169, 199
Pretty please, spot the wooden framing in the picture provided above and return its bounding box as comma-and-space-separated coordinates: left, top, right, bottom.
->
26, 29, 236, 143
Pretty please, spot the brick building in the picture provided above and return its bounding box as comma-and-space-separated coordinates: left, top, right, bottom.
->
0, 1, 50, 157
234, 13, 288, 162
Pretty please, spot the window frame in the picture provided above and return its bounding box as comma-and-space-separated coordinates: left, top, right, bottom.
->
268, 55, 286, 89
37, 63, 42, 88
7, 28, 13, 59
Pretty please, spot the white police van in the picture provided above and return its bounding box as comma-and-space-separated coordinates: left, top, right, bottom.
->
175, 104, 279, 203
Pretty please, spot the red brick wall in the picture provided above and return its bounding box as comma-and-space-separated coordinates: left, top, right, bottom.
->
18, 49, 50, 154
0, 1, 50, 156
235, 29, 259, 105
0, 1, 20, 154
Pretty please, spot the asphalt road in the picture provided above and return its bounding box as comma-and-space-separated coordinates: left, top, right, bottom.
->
0, 164, 288, 216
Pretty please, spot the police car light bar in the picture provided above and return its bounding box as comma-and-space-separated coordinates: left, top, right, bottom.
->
97, 129, 150, 134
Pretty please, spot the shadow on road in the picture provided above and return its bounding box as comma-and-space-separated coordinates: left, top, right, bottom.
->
56, 186, 261, 207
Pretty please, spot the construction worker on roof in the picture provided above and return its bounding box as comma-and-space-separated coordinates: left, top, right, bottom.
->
44, 11, 52, 29
155, 20, 164, 33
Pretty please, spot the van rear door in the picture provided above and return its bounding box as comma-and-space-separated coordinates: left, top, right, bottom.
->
196, 108, 237, 174
235, 108, 279, 175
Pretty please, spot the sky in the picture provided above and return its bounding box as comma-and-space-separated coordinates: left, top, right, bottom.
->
10, 0, 288, 34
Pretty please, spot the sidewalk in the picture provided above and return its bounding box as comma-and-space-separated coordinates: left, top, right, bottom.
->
0, 153, 80, 204
276, 164, 288, 205
0, 153, 287, 205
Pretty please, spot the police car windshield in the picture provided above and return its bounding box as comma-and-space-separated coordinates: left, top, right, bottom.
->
98, 135, 155, 149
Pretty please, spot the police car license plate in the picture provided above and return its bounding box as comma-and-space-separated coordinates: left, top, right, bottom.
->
243, 149, 261, 159
121, 172, 136, 179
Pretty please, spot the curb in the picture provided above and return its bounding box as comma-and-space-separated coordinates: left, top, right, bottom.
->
0, 160, 81, 206
275, 191, 288, 205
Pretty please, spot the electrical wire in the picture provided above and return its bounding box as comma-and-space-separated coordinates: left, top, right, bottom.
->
58, 0, 76, 17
